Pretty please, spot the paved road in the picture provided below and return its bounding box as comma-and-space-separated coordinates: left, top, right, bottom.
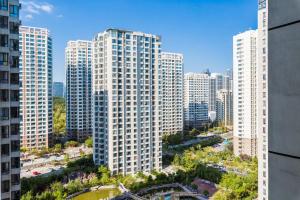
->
21, 145, 92, 178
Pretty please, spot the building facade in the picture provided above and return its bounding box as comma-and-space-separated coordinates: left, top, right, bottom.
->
216, 89, 233, 127
257, 0, 268, 199
268, 0, 300, 199
93, 29, 162, 175
184, 73, 213, 130
0, 1, 21, 199
161, 52, 183, 134
19, 26, 53, 150
66, 40, 92, 141
233, 30, 257, 157
53, 82, 64, 97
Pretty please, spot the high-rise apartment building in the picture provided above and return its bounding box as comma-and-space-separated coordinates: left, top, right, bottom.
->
233, 30, 257, 157
92, 29, 162, 175
66, 40, 92, 141
257, 0, 268, 199
216, 90, 233, 127
184, 73, 215, 129
268, 1, 300, 199
19, 26, 53, 150
161, 52, 183, 134
211, 73, 232, 92
0, 1, 21, 199
53, 82, 64, 97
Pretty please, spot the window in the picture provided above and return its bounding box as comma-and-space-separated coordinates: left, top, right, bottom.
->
9, 22, 18, 34
10, 39, 18, 51
1, 144, 9, 156
1, 162, 9, 175
1, 180, 10, 193
11, 157, 19, 169
0, 16, 8, 28
9, 5, 19, 17
0, 0, 8, 10
0, 34, 8, 47
1, 126, 9, 139
11, 140, 20, 152
11, 174, 20, 185
0, 53, 8, 65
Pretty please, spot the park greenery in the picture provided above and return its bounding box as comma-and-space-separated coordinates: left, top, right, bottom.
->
21, 131, 257, 200
53, 97, 66, 135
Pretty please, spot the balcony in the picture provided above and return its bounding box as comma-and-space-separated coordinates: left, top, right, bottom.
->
0, 34, 8, 47
9, 39, 18, 51
10, 107, 18, 119
0, 16, 8, 32
11, 140, 20, 153
11, 174, 20, 186
0, 89, 9, 101
0, 107, 9, 120
1, 180, 10, 194
1, 125, 9, 139
11, 157, 19, 169
10, 124, 19, 136
9, 21, 18, 34
1, 162, 10, 175
1, 143, 10, 156
10, 73, 18, 85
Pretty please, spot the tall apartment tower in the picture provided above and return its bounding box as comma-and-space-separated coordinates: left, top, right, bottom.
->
0, 1, 21, 199
19, 26, 53, 150
216, 90, 233, 127
53, 82, 64, 97
257, 0, 268, 199
184, 73, 213, 129
233, 30, 257, 157
66, 40, 92, 141
268, 1, 300, 199
93, 29, 162, 175
161, 52, 183, 134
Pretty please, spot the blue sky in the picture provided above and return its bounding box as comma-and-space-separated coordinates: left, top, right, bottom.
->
20, 0, 257, 82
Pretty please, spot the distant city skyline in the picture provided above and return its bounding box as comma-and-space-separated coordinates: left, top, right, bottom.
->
20, 0, 257, 82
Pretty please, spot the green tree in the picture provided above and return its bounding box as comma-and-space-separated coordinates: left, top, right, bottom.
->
53, 97, 66, 135
21, 191, 35, 200
51, 182, 66, 200
65, 140, 79, 148
85, 137, 93, 148
53, 144, 62, 153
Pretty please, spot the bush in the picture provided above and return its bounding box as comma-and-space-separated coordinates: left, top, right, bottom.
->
65, 140, 79, 148
85, 137, 93, 148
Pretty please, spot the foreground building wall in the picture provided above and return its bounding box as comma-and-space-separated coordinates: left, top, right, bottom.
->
93, 29, 162, 175
233, 30, 257, 157
66, 40, 92, 141
0, 1, 21, 199
161, 52, 183, 134
257, 0, 268, 199
268, 1, 300, 199
19, 26, 53, 150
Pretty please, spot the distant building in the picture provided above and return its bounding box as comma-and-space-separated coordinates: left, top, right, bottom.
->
53, 82, 64, 97
233, 30, 257, 157
92, 29, 162, 175
161, 52, 184, 134
19, 26, 53, 150
65, 40, 92, 142
216, 90, 233, 127
0, 1, 21, 199
184, 73, 216, 129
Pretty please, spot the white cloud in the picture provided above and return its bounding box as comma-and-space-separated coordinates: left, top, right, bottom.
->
25, 14, 33, 19
21, 0, 54, 20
